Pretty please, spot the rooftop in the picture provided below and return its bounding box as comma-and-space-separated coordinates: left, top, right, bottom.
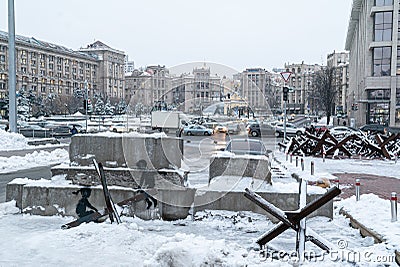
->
0, 30, 97, 61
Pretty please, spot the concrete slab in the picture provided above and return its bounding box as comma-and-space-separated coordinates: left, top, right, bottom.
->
194, 190, 333, 222
69, 134, 183, 169
6, 178, 195, 221
51, 165, 187, 188
209, 155, 271, 184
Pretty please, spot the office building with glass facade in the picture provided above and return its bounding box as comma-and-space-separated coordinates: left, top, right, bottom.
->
346, 0, 400, 127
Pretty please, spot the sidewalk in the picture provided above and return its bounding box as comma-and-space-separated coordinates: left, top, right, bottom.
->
333, 173, 400, 201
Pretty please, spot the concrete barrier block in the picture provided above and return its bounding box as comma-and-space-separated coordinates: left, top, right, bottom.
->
194, 190, 333, 222
69, 134, 183, 169
6, 182, 25, 208
209, 156, 271, 184
158, 188, 196, 221
51, 166, 186, 188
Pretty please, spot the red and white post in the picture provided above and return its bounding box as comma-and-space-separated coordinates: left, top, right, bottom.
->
391, 192, 397, 222
355, 179, 361, 201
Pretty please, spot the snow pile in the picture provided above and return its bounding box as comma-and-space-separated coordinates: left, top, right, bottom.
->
0, 130, 29, 151
144, 233, 248, 266
0, 148, 69, 174
83, 131, 167, 138
274, 150, 400, 180
213, 151, 269, 160
206, 175, 325, 194
337, 194, 400, 250
0, 200, 19, 216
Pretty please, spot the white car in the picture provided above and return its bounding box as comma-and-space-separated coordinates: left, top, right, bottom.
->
274, 123, 305, 137
330, 126, 363, 138
109, 123, 138, 133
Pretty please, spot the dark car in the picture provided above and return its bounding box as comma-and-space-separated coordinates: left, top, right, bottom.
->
247, 123, 261, 137
225, 139, 269, 156
50, 125, 73, 138
17, 124, 52, 138
359, 124, 387, 134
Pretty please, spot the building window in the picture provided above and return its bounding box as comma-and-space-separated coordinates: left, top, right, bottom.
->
367, 89, 391, 100
375, 0, 393, 6
374, 12, 392, 41
373, 47, 391, 76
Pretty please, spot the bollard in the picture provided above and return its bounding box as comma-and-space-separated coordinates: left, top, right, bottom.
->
311, 161, 314, 175
286, 153, 288, 161
391, 192, 397, 222
323, 152, 325, 163
290, 154, 293, 163
396, 154, 398, 164
296, 156, 298, 167
334, 179, 340, 189
301, 158, 304, 171
355, 179, 360, 201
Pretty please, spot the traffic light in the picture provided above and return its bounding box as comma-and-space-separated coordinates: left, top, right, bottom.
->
283, 86, 289, 101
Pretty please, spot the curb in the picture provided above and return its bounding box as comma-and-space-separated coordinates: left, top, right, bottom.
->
339, 208, 400, 266
339, 208, 385, 243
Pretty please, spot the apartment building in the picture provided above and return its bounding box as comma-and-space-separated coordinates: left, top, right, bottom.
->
79, 41, 125, 101
233, 68, 269, 115
0, 30, 125, 117
283, 62, 322, 114
346, 0, 400, 127
327, 51, 350, 116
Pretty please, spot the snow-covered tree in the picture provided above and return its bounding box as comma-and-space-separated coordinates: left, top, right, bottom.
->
115, 100, 127, 114
94, 98, 105, 115
134, 103, 144, 117
104, 101, 115, 115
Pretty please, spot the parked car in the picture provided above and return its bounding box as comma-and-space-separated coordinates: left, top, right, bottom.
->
247, 123, 260, 137
50, 125, 73, 138
387, 126, 400, 134
330, 126, 363, 138
359, 124, 387, 134
109, 123, 137, 133
18, 124, 52, 138
183, 125, 214, 136
313, 124, 329, 134
214, 124, 228, 133
274, 123, 305, 137
224, 138, 269, 156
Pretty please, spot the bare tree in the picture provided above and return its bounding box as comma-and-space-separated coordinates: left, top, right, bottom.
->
312, 66, 337, 125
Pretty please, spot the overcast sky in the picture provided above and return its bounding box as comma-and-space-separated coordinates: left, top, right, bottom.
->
1, 0, 352, 74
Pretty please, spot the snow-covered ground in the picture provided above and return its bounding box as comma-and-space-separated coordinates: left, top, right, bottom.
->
0, 130, 399, 266
273, 150, 400, 181
0, 149, 69, 174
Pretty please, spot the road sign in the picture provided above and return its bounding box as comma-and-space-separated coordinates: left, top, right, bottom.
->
280, 72, 292, 83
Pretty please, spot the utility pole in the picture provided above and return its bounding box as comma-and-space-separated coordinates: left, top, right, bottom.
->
85, 80, 88, 133
280, 72, 291, 141
8, 0, 17, 132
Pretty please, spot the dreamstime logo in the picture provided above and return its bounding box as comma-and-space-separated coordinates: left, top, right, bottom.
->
258, 240, 396, 264
121, 61, 276, 207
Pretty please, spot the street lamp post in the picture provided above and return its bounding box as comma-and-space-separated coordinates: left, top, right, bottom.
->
85, 80, 88, 133
8, 0, 17, 132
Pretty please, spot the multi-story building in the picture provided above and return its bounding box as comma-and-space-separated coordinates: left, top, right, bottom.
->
283, 62, 321, 115
125, 65, 171, 111
346, 0, 400, 127
0, 30, 125, 117
79, 41, 125, 101
327, 51, 350, 116
124, 56, 135, 74
234, 68, 269, 115
124, 68, 152, 108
